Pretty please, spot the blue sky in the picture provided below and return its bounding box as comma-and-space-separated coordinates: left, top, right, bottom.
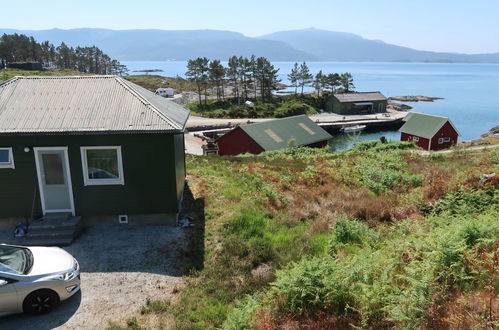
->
2, 0, 498, 54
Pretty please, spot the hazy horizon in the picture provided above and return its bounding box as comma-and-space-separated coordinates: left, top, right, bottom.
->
2, 26, 499, 57
2, 0, 499, 54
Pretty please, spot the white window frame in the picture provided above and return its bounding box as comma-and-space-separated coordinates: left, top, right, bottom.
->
80, 146, 124, 186
412, 136, 419, 142
0, 147, 15, 169
443, 137, 450, 143
438, 138, 444, 144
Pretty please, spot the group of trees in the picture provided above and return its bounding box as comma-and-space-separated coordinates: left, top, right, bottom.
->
288, 62, 355, 96
0, 33, 127, 75
186, 55, 280, 106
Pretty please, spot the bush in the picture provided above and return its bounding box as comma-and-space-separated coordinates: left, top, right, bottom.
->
351, 150, 423, 194
328, 216, 378, 252
271, 257, 342, 313
274, 101, 316, 118
231, 212, 499, 328
187, 96, 318, 118
431, 187, 498, 216
223, 294, 263, 330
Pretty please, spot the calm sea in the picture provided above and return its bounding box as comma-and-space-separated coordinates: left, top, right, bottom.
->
123, 61, 499, 147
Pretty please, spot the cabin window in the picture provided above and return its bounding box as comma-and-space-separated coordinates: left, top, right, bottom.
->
443, 137, 450, 142
438, 137, 450, 144
80, 146, 124, 186
412, 136, 419, 142
0, 148, 14, 169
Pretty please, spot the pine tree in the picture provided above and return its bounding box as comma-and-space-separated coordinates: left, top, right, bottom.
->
298, 62, 313, 95
312, 70, 324, 97
227, 56, 240, 104
325, 73, 341, 92
209, 59, 225, 101
186, 58, 205, 106
288, 62, 300, 94
340, 72, 355, 92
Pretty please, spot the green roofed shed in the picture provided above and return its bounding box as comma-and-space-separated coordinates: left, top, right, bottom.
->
217, 115, 332, 155
399, 112, 460, 151
399, 112, 458, 139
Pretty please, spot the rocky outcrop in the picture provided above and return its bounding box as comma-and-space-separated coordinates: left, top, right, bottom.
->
389, 95, 444, 102
387, 100, 412, 112
481, 125, 499, 139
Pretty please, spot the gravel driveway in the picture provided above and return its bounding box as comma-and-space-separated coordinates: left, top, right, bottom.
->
1, 225, 187, 329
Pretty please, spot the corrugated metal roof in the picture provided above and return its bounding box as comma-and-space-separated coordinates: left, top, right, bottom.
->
0, 76, 190, 135
334, 92, 387, 103
399, 112, 460, 139
237, 115, 332, 151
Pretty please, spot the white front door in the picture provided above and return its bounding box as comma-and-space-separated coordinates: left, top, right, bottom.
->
34, 147, 75, 215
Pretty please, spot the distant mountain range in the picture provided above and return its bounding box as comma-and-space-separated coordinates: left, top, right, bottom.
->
1, 28, 498, 63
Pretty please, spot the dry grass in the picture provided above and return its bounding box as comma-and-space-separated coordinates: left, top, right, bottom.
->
289, 183, 401, 226
254, 309, 364, 330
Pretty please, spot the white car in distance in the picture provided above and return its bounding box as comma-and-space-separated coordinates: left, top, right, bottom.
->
0, 244, 80, 316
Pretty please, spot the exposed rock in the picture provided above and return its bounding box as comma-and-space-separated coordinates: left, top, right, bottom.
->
251, 263, 273, 281
389, 95, 444, 102
480, 125, 499, 139
387, 100, 413, 111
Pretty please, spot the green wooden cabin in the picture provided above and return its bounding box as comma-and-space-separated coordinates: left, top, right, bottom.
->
0, 76, 190, 227
325, 91, 388, 115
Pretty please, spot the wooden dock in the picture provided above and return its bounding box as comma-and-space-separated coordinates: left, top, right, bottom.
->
186, 110, 407, 133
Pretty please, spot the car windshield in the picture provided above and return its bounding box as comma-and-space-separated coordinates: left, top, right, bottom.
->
0, 245, 32, 275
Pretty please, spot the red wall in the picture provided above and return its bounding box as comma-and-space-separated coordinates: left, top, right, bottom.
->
217, 128, 329, 155
401, 132, 430, 150
217, 127, 265, 155
430, 121, 459, 151
306, 140, 328, 148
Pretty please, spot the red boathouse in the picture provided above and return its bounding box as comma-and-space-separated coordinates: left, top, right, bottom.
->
399, 112, 460, 151
216, 115, 332, 156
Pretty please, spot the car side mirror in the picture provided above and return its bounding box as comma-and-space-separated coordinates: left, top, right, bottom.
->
0, 279, 8, 287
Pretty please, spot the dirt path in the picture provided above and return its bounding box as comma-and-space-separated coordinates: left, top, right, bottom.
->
416, 144, 499, 156
1, 226, 187, 330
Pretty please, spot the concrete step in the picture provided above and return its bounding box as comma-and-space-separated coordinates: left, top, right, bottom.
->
7, 216, 84, 247
29, 216, 82, 231
24, 229, 75, 240
40, 212, 72, 221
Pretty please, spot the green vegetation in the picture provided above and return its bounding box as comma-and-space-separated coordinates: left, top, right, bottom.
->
183, 57, 357, 118
0, 33, 127, 75
122, 74, 197, 93
186, 55, 281, 107
0, 68, 85, 82
289, 62, 355, 95
187, 94, 320, 118
109, 142, 498, 329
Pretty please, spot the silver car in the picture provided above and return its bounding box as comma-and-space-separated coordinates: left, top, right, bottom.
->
0, 244, 80, 316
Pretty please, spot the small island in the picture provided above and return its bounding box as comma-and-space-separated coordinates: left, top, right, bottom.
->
389, 95, 444, 102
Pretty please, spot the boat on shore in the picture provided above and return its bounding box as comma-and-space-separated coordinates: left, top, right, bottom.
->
340, 124, 366, 133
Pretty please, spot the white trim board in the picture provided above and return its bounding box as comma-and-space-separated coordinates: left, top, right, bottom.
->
80, 146, 125, 186
33, 147, 76, 216
0, 147, 15, 169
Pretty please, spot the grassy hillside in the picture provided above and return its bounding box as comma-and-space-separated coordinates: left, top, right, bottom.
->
187, 94, 320, 118
123, 74, 197, 92
109, 142, 498, 329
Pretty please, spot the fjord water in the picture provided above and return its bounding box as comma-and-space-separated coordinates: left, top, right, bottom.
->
124, 61, 499, 144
